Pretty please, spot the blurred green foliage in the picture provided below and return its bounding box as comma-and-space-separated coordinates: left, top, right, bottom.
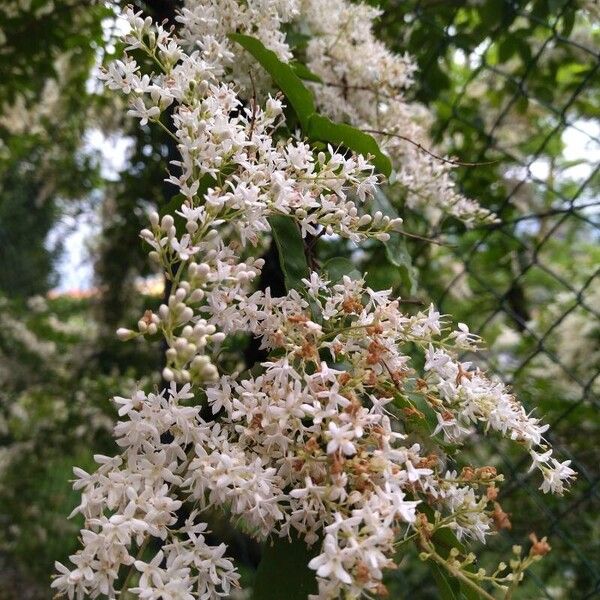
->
0, 0, 598, 598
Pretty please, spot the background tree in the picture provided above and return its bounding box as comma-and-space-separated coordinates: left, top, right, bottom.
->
0, 0, 597, 598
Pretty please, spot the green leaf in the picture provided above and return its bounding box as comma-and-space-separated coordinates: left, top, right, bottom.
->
229, 34, 391, 178
556, 62, 590, 86
322, 257, 361, 282
430, 562, 462, 600
561, 10, 576, 37
252, 534, 319, 600
371, 189, 418, 294
307, 114, 392, 177
395, 392, 438, 434
290, 61, 323, 83
385, 233, 418, 296
269, 215, 310, 291
229, 33, 315, 128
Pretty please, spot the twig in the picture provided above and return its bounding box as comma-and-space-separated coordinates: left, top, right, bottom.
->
396, 228, 451, 246
317, 80, 402, 103
248, 70, 258, 142
396, 297, 426, 306
362, 128, 498, 167
423, 541, 498, 600
120, 537, 149, 596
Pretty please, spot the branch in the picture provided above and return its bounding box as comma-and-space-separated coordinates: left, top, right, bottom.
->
395, 228, 451, 246
362, 128, 497, 167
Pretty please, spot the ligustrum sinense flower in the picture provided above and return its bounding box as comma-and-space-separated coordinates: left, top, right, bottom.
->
53, 4, 574, 599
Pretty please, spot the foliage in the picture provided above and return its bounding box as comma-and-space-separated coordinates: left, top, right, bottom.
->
0, 1, 597, 599
0, 0, 110, 295
372, 0, 600, 596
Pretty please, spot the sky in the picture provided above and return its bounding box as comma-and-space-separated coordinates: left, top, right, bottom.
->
53, 129, 132, 292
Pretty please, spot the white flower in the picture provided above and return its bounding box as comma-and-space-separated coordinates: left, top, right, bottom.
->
54, 4, 573, 598
540, 459, 576, 495
308, 534, 352, 585
127, 97, 160, 126
326, 422, 357, 456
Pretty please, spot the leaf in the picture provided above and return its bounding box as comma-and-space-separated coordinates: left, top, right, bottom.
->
307, 114, 392, 178
252, 534, 319, 600
430, 562, 462, 600
269, 215, 310, 291
561, 10, 575, 37
229, 33, 315, 128
395, 392, 437, 433
556, 62, 590, 86
385, 234, 418, 296
322, 257, 361, 282
229, 34, 392, 178
290, 61, 323, 83
371, 189, 418, 294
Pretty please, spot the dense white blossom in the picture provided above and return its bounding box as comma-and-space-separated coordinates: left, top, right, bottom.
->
53, 4, 573, 599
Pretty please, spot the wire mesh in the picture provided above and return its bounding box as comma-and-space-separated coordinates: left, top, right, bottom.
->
380, 0, 600, 596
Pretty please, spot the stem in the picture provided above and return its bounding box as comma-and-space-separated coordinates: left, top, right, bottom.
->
425, 543, 497, 600
362, 128, 497, 168
151, 117, 180, 143
504, 563, 523, 600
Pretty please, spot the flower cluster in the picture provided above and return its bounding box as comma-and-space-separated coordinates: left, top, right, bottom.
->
179, 0, 497, 226
54, 4, 573, 600
295, 0, 497, 226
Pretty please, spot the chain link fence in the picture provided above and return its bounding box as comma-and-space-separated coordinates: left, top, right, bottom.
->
379, 0, 599, 596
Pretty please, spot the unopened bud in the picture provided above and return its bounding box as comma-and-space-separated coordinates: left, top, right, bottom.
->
116, 328, 136, 341
149, 211, 159, 227
161, 215, 174, 231
189, 289, 204, 303
180, 307, 194, 323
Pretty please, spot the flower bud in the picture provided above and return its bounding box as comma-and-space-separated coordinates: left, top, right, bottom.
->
149, 211, 159, 227
189, 289, 204, 303
161, 215, 174, 231
116, 328, 136, 341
